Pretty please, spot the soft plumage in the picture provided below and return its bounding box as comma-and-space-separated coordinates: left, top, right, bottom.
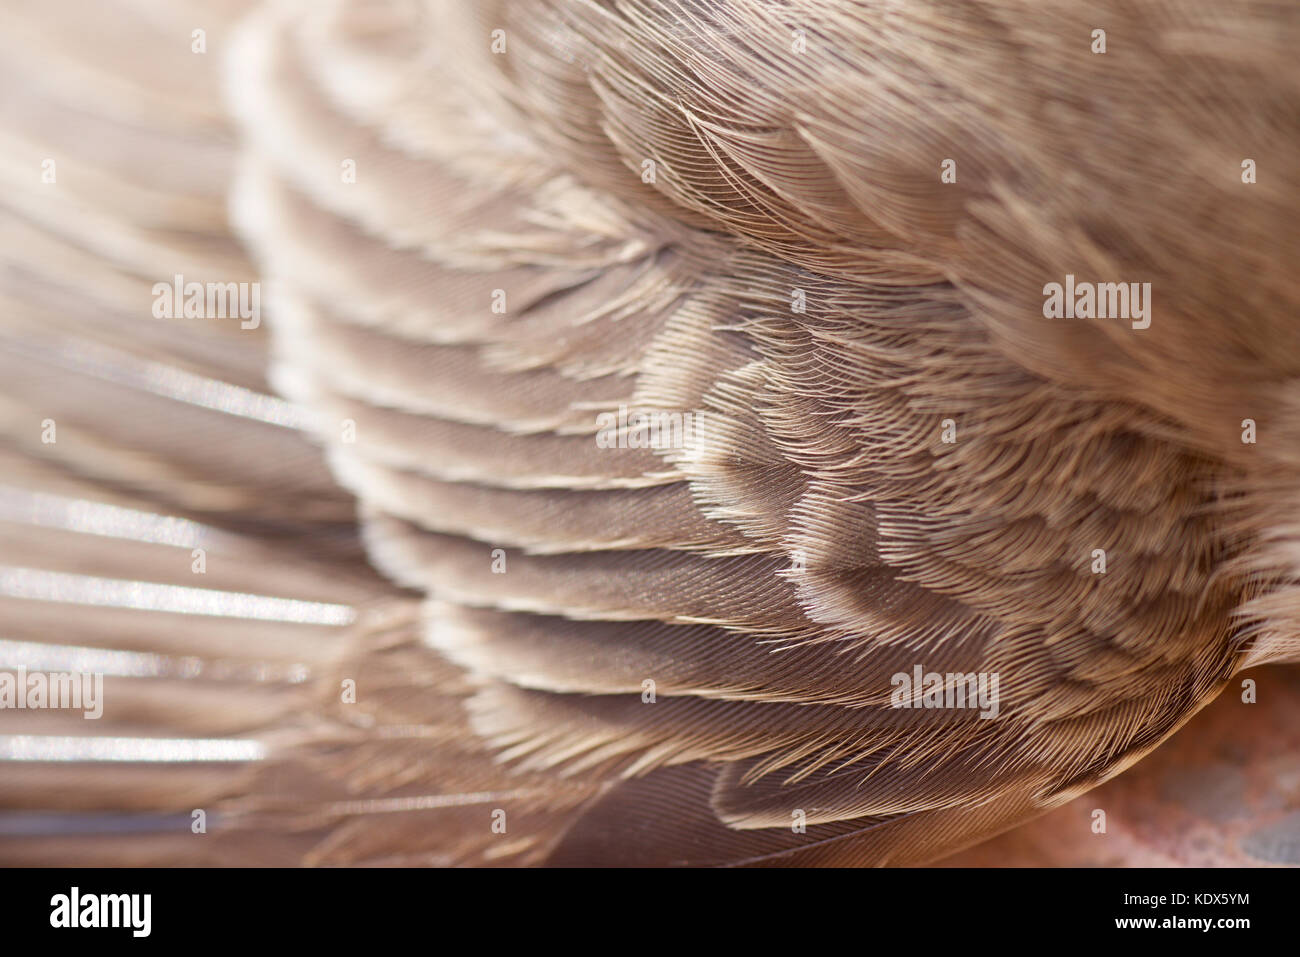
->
1, 0, 1298, 866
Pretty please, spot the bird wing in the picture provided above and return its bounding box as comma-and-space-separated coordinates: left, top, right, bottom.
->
2, 0, 1295, 867
220, 0, 1269, 865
